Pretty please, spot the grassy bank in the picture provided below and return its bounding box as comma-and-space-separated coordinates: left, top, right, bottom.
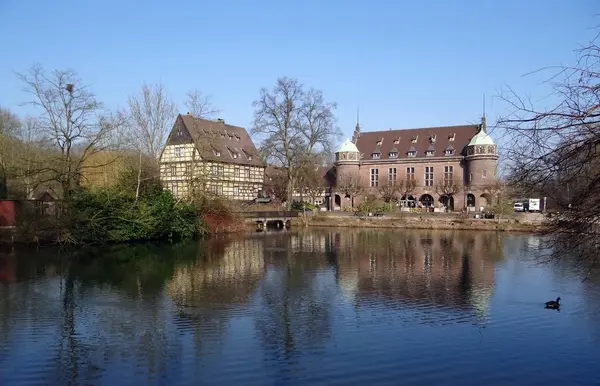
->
292, 212, 543, 232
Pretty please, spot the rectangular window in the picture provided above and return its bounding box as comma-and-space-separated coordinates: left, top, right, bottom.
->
444, 166, 453, 182
170, 165, 177, 176
406, 167, 415, 180
482, 169, 487, 179
425, 166, 434, 187
211, 165, 218, 175
244, 168, 250, 179
218, 165, 224, 176
175, 147, 184, 158
388, 168, 397, 185
234, 167, 240, 178
172, 183, 179, 196
370, 168, 379, 187
469, 173, 473, 182
185, 164, 191, 176
233, 186, 239, 196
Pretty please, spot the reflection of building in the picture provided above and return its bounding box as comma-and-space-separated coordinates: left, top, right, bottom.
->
329, 116, 498, 211
332, 230, 500, 320
160, 114, 266, 201
166, 235, 266, 307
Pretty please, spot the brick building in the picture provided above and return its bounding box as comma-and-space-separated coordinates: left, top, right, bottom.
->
329, 116, 498, 211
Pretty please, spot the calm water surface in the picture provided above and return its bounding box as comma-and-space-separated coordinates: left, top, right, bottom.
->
1, 229, 600, 385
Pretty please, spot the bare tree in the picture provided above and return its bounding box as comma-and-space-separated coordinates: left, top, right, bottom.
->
480, 178, 504, 206
16, 117, 46, 198
126, 82, 177, 199
434, 177, 462, 210
378, 175, 400, 203
184, 89, 220, 119
17, 64, 122, 200
297, 165, 327, 203
496, 30, 600, 272
398, 177, 418, 207
251, 77, 341, 209
0, 107, 21, 198
336, 172, 364, 209
126, 82, 177, 160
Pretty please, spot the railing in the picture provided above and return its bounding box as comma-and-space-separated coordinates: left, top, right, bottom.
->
238, 211, 300, 218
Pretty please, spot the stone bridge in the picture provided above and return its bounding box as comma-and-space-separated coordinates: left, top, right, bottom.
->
238, 211, 300, 230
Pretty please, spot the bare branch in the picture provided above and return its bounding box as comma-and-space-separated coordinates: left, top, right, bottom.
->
497, 30, 600, 273
251, 77, 341, 208
16, 64, 120, 199
184, 89, 220, 119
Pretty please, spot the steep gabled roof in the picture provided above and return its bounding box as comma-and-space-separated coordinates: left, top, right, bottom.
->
169, 114, 265, 167
354, 124, 480, 160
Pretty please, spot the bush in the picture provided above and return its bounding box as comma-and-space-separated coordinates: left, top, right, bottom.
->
291, 200, 317, 211
63, 186, 202, 244
192, 194, 243, 234
356, 198, 388, 214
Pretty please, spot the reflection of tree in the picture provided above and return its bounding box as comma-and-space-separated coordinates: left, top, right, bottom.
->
0, 237, 266, 384
254, 231, 336, 365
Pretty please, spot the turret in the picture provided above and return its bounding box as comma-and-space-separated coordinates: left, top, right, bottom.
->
334, 138, 361, 183
465, 116, 498, 186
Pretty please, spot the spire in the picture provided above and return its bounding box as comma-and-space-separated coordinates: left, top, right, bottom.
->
481, 93, 487, 134
352, 106, 361, 143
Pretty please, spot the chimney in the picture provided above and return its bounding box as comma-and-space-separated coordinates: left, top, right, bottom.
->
217, 118, 225, 124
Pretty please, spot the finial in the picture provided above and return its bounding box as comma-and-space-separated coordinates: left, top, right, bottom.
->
356, 106, 360, 130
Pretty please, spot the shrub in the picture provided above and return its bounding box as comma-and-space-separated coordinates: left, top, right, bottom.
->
356, 198, 388, 214
291, 200, 317, 211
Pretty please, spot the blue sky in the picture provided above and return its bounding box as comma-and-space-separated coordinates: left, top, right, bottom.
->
0, 0, 597, 148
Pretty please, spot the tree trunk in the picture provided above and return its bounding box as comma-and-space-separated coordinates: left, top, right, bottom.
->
286, 175, 294, 210
135, 149, 143, 202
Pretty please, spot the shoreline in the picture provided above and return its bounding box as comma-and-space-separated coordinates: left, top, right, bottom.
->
290, 213, 544, 233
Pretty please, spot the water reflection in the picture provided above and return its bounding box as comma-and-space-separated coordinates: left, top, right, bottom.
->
0, 230, 599, 385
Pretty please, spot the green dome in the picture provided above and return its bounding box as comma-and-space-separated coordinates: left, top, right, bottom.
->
337, 138, 359, 153
468, 129, 495, 146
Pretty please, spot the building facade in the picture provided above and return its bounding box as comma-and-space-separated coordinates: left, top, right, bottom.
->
159, 114, 266, 201
330, 116, 498, 211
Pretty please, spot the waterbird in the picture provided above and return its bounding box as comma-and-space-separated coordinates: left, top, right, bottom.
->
545, 297, 561, 309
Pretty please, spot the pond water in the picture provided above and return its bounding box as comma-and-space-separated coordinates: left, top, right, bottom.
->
1, 229, 599, 385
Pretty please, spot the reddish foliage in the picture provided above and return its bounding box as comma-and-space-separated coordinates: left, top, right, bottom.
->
201, 212, 244, 234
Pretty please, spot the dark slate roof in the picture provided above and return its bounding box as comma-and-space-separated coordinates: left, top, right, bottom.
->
354, 124, 480, 160
174, 114, 265, 167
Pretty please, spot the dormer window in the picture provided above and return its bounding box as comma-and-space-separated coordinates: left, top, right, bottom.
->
426, 150, 435, 156
215, 151, 221, 157
444, 149, 454, 156
393, 139, 400, 145
429, 135, 437, 143
232, 153, 239, 159
376, 139, 383, 146
411, 136, 418, 144
408, 151, 416, 157
448, 133, 456, 141
389, 152, 398, 158
234, 134, 240, 141
372, 152, 381, 159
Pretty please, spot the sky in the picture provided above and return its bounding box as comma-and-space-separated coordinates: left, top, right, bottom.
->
0, 0, 598, 150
